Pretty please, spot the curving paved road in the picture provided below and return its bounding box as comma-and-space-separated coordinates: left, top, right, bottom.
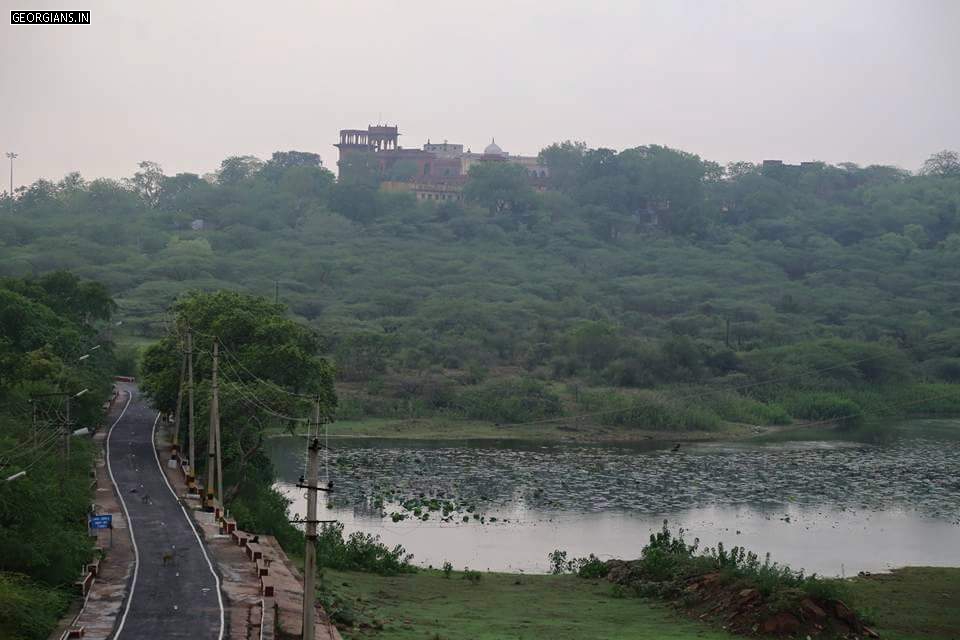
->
107, 384, 224, 640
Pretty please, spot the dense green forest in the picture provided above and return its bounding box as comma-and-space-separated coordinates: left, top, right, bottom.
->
2, 147, 960, 432
0, 273, 118, 639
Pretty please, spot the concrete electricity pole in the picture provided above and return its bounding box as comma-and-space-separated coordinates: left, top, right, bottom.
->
187, 330, 196, 481
301, 396, 333, 640
206, 339, 221, 509
214, 341, 224, 510
302, 398, 321, 640
172, 338, 187, 453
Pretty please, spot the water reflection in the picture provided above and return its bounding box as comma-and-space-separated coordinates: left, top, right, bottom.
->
266, 421, 960, 575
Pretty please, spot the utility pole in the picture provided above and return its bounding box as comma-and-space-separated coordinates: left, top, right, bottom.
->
206, 338, 220, 509
61, 395, 71, 495
172, 337, 187, 453
302, 398, 321, 640
300, 396, 333, 640
214, 341, 224, 510
187, 330, 196, 481
28, 389, 86, 494
64, 395, 71, 466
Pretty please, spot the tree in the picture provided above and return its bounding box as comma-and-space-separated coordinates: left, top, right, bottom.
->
725, 161, 759, 180
463, 162, 538, 223
278, 165, 335, 200
140, 290, 336, 507
337, 151, 383, 186
329, 183, 380, 224
36, 270, 115, 324
158, 172, 207, 211
128, 161, 165, 207
267, 150, 322, 170
260, 151, 324, 183
564, 321, 620, 371
334, 331, 393, 381
57, 172, 86, 194
218, 155, 264, 185
83, 178, 142, 216
539, 140, 586, 192
921, 150, 960, 177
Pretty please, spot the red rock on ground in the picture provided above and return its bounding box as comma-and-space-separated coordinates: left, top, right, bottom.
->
760, 612, 801, 635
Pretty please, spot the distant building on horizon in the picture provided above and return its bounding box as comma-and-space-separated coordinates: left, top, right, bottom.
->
335, 124, 548, 202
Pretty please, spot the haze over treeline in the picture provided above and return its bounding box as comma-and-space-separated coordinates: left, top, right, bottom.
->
3, 143, 960, 432
2, 0, 958, 187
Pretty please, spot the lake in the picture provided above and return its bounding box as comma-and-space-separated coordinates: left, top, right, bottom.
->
266, 420, 960, 576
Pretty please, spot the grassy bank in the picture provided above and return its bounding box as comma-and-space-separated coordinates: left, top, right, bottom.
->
268, 415, 753, 443
845, 568, 960, 640
318, 567, 960, 640
320, 569, 732, 640
263, 378, 960, 444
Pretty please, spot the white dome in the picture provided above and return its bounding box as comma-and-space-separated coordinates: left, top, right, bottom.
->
483, 138, 505, 156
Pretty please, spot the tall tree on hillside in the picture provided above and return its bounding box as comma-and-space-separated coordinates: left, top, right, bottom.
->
218, 155, 264, 186
129, 161, 165, 207
464, 162, 538, 225
260, 151, 325, 184
921, 150, 960, 177
539, 140, 587, 192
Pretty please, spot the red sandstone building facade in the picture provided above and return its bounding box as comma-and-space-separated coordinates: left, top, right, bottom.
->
335, 124, 549, 202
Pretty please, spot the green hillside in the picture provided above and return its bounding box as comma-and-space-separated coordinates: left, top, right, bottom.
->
3, 147, 959, 434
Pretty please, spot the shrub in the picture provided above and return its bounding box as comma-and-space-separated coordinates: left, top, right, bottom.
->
588, 389, 722, 431
315, 522, 415, 576
623, 522, 846, 608
547, 550, 609, 578
230, 484, 302, 551
457, 377, 563, 423
702, 389, 791, 425
0, 573, 68, 640
784, 391, 863, 425
576, 554, 609, 579
548, 549, 571, 575
462, 568, 482, 584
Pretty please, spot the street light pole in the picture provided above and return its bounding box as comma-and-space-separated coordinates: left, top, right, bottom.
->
5, 152, 17, 198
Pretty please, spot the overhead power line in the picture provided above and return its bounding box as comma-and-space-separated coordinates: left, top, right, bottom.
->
0, 430, 61, 466
215, 337, 316, 399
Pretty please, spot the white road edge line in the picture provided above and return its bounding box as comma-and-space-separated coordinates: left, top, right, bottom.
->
104, 387, 137, 640
260, 597, 266, 640
63, 391, 134, 640
151, 410, 226, 640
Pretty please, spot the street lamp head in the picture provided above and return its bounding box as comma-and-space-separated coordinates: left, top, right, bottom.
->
5, 152, 17, 160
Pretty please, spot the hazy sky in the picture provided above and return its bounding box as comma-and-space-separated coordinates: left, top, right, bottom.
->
1, 0, 957, 188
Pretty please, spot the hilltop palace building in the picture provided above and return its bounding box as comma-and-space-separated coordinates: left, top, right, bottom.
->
335, 124, 549, 202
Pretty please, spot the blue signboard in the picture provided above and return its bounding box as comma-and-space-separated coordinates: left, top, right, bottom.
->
89, 514, 112, 529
